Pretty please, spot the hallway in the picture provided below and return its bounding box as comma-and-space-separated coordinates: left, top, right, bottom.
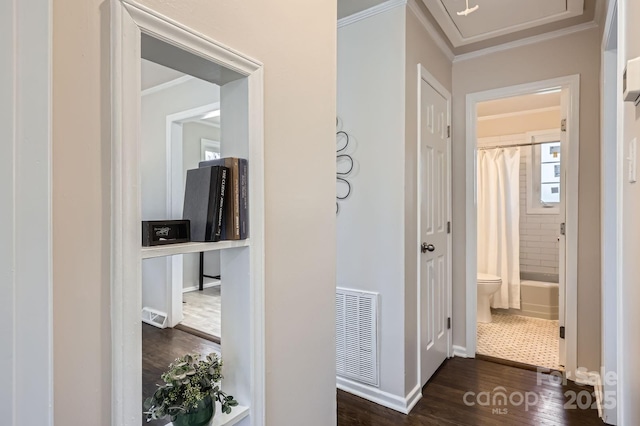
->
337, 357, 603, 425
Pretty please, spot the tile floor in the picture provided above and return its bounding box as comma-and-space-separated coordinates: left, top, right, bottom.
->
181, 283, 221, 338
477, 312, 562, 370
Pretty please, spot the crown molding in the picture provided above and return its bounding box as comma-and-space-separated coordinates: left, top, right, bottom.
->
337, 0, 407, 28
454, 21, 598, 63
407, 0, 455, 61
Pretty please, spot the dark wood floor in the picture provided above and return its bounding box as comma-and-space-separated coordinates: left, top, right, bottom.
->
143, 326, 603, 426
142, 324, 220, 426
338, 357, 604, 425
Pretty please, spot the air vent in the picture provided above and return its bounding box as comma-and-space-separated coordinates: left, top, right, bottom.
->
141, 307, 168, 328
336, 287, 379, 387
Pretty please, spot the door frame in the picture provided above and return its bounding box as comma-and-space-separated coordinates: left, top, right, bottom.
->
464, 75, 580, 377
417, 64, 453, 387
601, 0, 621, 422
165, 102, 220, 327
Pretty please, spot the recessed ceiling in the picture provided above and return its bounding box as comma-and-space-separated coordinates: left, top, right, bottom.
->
337, 0, 601, 55
423, 0, 585, 47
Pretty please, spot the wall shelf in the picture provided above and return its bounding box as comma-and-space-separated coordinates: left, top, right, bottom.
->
169, 405, 249, 426
141, 239, 250, 259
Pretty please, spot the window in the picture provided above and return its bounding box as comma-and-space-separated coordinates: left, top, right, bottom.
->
539, 142, 561, 204
526, 131, 561, 214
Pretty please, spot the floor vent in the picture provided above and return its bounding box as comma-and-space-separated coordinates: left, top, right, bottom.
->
141, 307, 168, 328
336, 287, 379, 387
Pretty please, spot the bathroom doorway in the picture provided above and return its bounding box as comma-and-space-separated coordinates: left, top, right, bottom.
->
465, 76, 580, 375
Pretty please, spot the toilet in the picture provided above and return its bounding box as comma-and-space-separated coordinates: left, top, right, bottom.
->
477, 273, 502, 323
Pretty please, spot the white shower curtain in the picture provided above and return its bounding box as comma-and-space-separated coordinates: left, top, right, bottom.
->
477, 148, 521, 309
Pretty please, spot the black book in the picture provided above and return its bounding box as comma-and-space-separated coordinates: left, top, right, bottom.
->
182, 165, 228, 242
199, 157, 248, 240
199, 157, 239, 240
238, 158, 249, 239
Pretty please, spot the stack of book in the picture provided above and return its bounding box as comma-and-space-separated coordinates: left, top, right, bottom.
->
182, 157, 248, 242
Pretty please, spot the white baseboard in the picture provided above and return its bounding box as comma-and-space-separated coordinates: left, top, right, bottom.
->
592, 372, 604, 420
453, 345, 469, 358
182, 280, 220, 293
337, 376, 422, 414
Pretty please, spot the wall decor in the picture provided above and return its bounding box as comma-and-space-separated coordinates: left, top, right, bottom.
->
336, 118, 355, 214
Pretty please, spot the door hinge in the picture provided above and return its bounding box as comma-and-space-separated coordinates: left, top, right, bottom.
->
447, 317, 451, 330
559, 326, 565, 339
447, 221, 451, 234
561, 119, 567, 132
447, 125, 451, 138
560, 223, 566, 235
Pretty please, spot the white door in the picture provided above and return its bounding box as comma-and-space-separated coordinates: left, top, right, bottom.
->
419, 77, 450, 385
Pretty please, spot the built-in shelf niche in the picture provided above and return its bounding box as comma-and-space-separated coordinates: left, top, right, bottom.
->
111, 2, 265, 425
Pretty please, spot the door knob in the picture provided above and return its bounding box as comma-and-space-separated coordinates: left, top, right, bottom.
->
421, 243, 435, 253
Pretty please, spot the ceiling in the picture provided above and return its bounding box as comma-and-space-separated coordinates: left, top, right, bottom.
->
141, 59, 220, 127
141, 59, 185, 91
477, 91, 561, 118
337, 0, 601, 55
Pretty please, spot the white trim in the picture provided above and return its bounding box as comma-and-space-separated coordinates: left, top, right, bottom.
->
426, 0, 584, 48
406, 0, 455, 61
454, 21, 598, 63
141, 74, 194, 96
1, 0, 53, 424
337, 0, 407, 28
452, 345, 469, 358
465, 75, 580, 377
416, 64, 453, 389
337, 377, 421, 414
600, 2, 621, 424
478, 106, 561, 122
183, 280, 220, 293
111, 1, 265, 425
592, 372, 604, 419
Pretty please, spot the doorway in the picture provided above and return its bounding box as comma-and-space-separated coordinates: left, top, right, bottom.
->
417, 66, 452, 386
465, 76, 580, 376
475, 91, 564, 370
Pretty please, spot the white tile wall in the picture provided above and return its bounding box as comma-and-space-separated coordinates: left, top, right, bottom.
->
478, 134, 560, 277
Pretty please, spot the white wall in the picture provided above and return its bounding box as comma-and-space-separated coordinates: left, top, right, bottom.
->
181, 122, 221, 290
53, 0, 337, 423
141, 78, 220, 313
337, 6, 407, 400
1, 0, 53, 424
619, 0, 640, 422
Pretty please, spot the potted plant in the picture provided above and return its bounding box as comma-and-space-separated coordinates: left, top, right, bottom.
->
144, 353, 238, 426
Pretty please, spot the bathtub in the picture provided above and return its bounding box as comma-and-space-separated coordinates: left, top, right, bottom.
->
494, 280, 559, 320
519, 280, 559, 320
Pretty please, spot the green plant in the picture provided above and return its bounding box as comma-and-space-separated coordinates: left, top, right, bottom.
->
144, 353, 238, 423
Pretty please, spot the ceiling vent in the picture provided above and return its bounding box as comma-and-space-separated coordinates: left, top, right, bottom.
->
336, 287, 379, 387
